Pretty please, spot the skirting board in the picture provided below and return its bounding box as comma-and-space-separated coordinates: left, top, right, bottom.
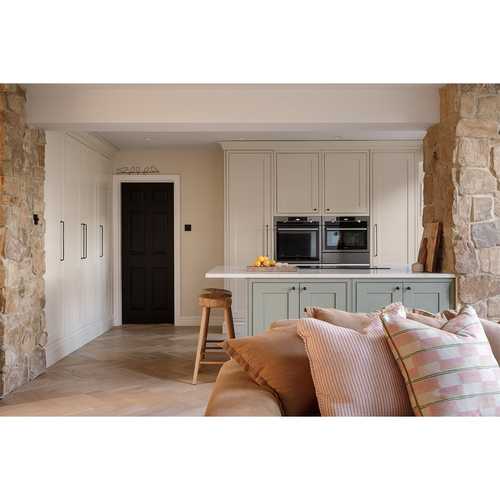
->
46, 317, 113, 367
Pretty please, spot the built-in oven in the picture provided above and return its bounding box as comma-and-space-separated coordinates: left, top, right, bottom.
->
321, 216, 370, 266
274, 216, 321, 264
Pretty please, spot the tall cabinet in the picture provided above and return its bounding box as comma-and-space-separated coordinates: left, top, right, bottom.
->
224, 152, 272, 335
45, 132, 114, 366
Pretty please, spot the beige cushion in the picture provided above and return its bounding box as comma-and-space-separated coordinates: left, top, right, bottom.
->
223, 324, 319, 416
304, 307, 374, 332
205, 359, 282, 416
296, 306, 413, 416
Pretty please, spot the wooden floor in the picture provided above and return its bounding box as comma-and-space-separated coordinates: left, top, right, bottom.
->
0, 325, 225, 416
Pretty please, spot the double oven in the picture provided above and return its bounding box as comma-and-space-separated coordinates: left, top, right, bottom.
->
274, 215, 369, 266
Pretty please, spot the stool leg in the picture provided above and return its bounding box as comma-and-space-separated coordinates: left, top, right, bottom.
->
192, 306, 211, 385
224, 305, 236, 340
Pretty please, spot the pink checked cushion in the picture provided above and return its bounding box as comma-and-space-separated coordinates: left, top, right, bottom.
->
382, 305, 500, 416
296, 306, 413, 416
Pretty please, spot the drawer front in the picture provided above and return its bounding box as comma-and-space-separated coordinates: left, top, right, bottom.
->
355, 281, 403, 313
299, 282, 349, 317
251, 282, 299, 335
403, 281, 454, 314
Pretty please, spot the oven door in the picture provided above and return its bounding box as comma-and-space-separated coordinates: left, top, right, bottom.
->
276, 226, 320, 262
323, 226, 368, 252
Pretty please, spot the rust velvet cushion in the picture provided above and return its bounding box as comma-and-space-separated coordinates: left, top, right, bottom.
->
222, 324, 319, 416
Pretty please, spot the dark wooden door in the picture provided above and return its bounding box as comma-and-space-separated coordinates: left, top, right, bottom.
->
122, 183, 174, 323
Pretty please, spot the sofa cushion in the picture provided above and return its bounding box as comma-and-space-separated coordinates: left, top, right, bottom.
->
304, 307, 374, 332
382, 305, 500, 416
204, 359, 283, 416
222, 324, 319, 416
296, 306, 413, 416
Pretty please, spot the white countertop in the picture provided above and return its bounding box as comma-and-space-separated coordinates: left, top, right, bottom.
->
205, 265, 456, 279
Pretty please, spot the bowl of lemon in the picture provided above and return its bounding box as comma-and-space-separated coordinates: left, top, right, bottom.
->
247, 257, 297, 272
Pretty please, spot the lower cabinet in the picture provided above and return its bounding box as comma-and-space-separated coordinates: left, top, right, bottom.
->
251, 281, 349, 335
354, 280, 453, 314
250, 278, 455, 335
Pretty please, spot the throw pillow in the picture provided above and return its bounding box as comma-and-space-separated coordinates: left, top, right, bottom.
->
296, 306, 413, 416
382, 305, 500, 416
222, 325, 319, 416
304, 307, 374, 332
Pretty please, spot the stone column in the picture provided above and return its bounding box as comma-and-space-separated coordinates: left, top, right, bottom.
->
423, 84, 500, 320
0, 84, 47, 397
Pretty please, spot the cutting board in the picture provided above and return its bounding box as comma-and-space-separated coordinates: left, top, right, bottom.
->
421, 222, 442, 272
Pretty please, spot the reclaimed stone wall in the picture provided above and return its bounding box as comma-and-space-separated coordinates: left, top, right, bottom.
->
423, 84, 500, 319
0, 84, 47, 397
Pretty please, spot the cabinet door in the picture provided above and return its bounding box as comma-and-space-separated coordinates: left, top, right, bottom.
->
252, 283, 299, 335
299, 282, 348, 317
355, 281, 403, 313
323, 152, 368, 214
371, 152, 416, 266
403, 281, 453, 313
44, 132, 65, 355
275, 152, 319, 214
226, 152, 272, 332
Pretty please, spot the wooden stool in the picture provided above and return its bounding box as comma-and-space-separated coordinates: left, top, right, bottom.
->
192, 289, 235, 384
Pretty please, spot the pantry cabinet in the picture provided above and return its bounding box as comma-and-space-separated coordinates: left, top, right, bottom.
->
45, 132, 114, 366
323, 152, 369, 214
371, 151, 419, 266
275, 152, 320, 214
225, 151, 273, 334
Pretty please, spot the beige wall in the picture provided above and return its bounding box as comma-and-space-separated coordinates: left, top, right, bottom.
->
113, 146, 224, 322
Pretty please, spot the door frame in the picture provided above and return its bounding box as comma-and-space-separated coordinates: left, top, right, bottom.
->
112, 174, 181, 326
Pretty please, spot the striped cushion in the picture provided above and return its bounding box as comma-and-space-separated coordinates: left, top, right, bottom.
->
382, 305, 500, 416
296, 307, 413, 416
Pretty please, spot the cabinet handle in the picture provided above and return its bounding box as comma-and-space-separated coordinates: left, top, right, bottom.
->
81, 223, 87, 260
100, 224, 104, 258
406, 286, 412, 291
302, 286, 307, 291
290, 286, 296, 291
60, 220, 65, 262
373, 223, 378, 257
395, 286, 401, 291
313, 208, 318, 212
325, 208, 331, 212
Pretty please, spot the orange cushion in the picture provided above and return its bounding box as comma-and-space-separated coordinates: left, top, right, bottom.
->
223, 324, 319, 416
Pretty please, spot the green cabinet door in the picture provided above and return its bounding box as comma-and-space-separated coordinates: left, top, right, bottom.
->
355, 281, 403, 313
299, 282, 349, 317
251, 282, 299, 335
402, 281, 453, 313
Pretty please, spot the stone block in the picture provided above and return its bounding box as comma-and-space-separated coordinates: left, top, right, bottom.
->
493, 145, 500, 179
456, 118, 498, 138
459, 94, 476, 118
454, 240, 479, 274
495, 194, 500, 217
472, 196, 493, 221
456, 137, 490, 167
477, 95, 500, 120
488, 296, 500, 318
471, 220, 500, 248
459, 275, 490, 303
459, 169, 497, 195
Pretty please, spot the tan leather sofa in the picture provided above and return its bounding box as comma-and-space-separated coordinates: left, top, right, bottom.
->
204, 360, 286, 416
205, 359, 314, 416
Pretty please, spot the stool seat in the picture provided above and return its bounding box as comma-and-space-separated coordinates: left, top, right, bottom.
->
192, 289, 236, 385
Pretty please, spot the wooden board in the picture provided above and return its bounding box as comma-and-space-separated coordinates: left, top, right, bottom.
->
422, 223, 441, 272
246, 265, 298, 272
417, 237, 428, 265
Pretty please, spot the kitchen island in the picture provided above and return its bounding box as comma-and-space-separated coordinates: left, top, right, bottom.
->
206, 266, 456, 336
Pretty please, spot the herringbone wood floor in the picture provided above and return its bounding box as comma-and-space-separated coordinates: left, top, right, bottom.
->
0, 325, 225, 416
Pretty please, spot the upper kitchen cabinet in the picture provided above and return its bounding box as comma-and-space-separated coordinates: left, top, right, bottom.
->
323, 152, 369, 215
371, 151, 419, 267
275, 152, 320, 214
